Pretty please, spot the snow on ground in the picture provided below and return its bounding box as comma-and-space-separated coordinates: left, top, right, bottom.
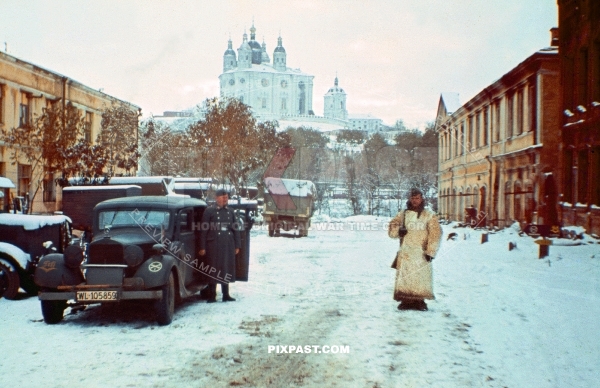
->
1, 217, 599, 387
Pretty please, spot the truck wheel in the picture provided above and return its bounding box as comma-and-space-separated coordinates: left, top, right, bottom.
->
268, 223, 275, 237
297, 222, 309, 237
155, 271, 175, 325
0, 262, 20, 300
41, 299, 66, 324
0, 263, 9, 298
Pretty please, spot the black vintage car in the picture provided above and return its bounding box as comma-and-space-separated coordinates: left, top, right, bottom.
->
35, 196, 256, 325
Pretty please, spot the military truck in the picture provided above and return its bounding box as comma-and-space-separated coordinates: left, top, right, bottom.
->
0, 214, 73, 299
262, 177, 316, 237
35, 195, 256, 325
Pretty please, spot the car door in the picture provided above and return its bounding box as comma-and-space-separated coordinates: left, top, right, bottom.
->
175, 208, 196, 287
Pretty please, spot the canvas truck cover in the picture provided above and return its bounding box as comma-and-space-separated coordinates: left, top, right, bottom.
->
263, 177, 316, 215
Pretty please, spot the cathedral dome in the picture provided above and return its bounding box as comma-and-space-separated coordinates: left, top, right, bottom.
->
248, 40, 261, 50
274, 46, 286, 53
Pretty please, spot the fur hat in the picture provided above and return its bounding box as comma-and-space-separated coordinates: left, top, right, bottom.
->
408, 188, 423, 198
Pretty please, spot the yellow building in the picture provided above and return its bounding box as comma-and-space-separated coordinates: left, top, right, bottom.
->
435, 36, 560, 228
0, 51, 139, 214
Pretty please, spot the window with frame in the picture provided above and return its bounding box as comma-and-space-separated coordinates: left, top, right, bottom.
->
468, 116, 474, 150
460, 123, 465, 155
494, 100, 501, 142
43, 173, 56, 202
19, 92, 31, 128
483, 107, 489, 146
528, 82, 536, 133
504, 181, 512, 221
516, 89, 524, 136
84, 111, 93, 143
507, 92, 514, 138
475, 111, 481, 149
578, 150, 589, 204
281, 98, 287, 110
17, 164, 31, 197
578, 48, 589, 106
262, 98, 267, 109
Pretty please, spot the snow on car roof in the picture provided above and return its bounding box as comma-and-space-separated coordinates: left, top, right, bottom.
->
63, 185, 142, 191
110, 176, 172, 184
0, 177, 16, 189
264, 177, 316, 197
0, 214, 72, 230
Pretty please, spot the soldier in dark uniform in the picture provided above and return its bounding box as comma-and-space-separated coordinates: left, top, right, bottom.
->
198, 189, 241, 302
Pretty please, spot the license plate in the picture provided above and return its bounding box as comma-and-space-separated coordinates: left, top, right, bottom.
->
76, 291, 118, 302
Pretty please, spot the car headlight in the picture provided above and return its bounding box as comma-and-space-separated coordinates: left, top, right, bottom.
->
124, 245, 144, 267
63, 245, 84, 268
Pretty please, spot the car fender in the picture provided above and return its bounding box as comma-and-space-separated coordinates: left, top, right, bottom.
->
0, 243, 30, 271
134, 255, 177, 289
34, 253, 84, 289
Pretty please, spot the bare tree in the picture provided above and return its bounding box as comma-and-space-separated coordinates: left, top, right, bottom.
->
187, 97, 289, 192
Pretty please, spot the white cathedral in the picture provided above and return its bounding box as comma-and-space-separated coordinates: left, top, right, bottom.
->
219, 24, 314, 121
219, 23, 383, 133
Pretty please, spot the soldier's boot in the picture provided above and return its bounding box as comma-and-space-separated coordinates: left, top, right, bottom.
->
206, 284, 217, 303
221, 284, 236, 302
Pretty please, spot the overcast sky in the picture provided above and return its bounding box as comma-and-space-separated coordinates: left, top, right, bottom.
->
1, 0, 557, 128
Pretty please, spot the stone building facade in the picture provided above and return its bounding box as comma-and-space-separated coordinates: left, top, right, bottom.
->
0, 50, 139, 214
558, 0, 600, 235
435, 42, 560, 227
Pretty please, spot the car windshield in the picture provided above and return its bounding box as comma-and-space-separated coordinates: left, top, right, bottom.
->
98, 209, 170, 230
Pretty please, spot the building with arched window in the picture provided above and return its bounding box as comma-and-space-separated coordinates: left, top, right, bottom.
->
435, 32, 560, 228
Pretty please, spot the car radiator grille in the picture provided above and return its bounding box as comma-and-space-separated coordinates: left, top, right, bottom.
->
88, 243, 125, 265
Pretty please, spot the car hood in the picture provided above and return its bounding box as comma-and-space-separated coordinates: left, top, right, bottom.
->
92, 229, 169, 247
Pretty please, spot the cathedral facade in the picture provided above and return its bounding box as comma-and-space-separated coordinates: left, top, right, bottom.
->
219, 24, 314, 121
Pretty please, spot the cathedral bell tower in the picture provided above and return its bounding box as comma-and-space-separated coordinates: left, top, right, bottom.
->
324, 76, 347, 120
273, 35, 287, 71
237, 31, 252, 69
223, 38, 237, 72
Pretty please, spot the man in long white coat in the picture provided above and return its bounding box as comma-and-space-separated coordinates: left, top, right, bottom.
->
388, 188, 442, 311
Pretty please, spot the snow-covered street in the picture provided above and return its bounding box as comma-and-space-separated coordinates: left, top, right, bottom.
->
1, 217, 599, 387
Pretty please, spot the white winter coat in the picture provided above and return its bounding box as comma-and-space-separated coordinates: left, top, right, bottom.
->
388, 208, 442, 300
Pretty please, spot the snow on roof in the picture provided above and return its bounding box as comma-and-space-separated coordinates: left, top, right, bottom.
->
0, 242, 31, 268
264, 177, 316, 197
0, 177, 16, 189
111, 176, 172, 184
0, 214, 72, 230
63, 185, 141, 191
441, 92, 461, 114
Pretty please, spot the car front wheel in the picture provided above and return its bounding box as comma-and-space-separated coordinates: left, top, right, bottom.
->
0, 261, 20, 300
41, 299, 66, 324
155, 271, 175, 325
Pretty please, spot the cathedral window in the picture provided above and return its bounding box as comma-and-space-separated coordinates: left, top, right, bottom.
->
281, 98, 287, 110
262, 98, 267, 108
